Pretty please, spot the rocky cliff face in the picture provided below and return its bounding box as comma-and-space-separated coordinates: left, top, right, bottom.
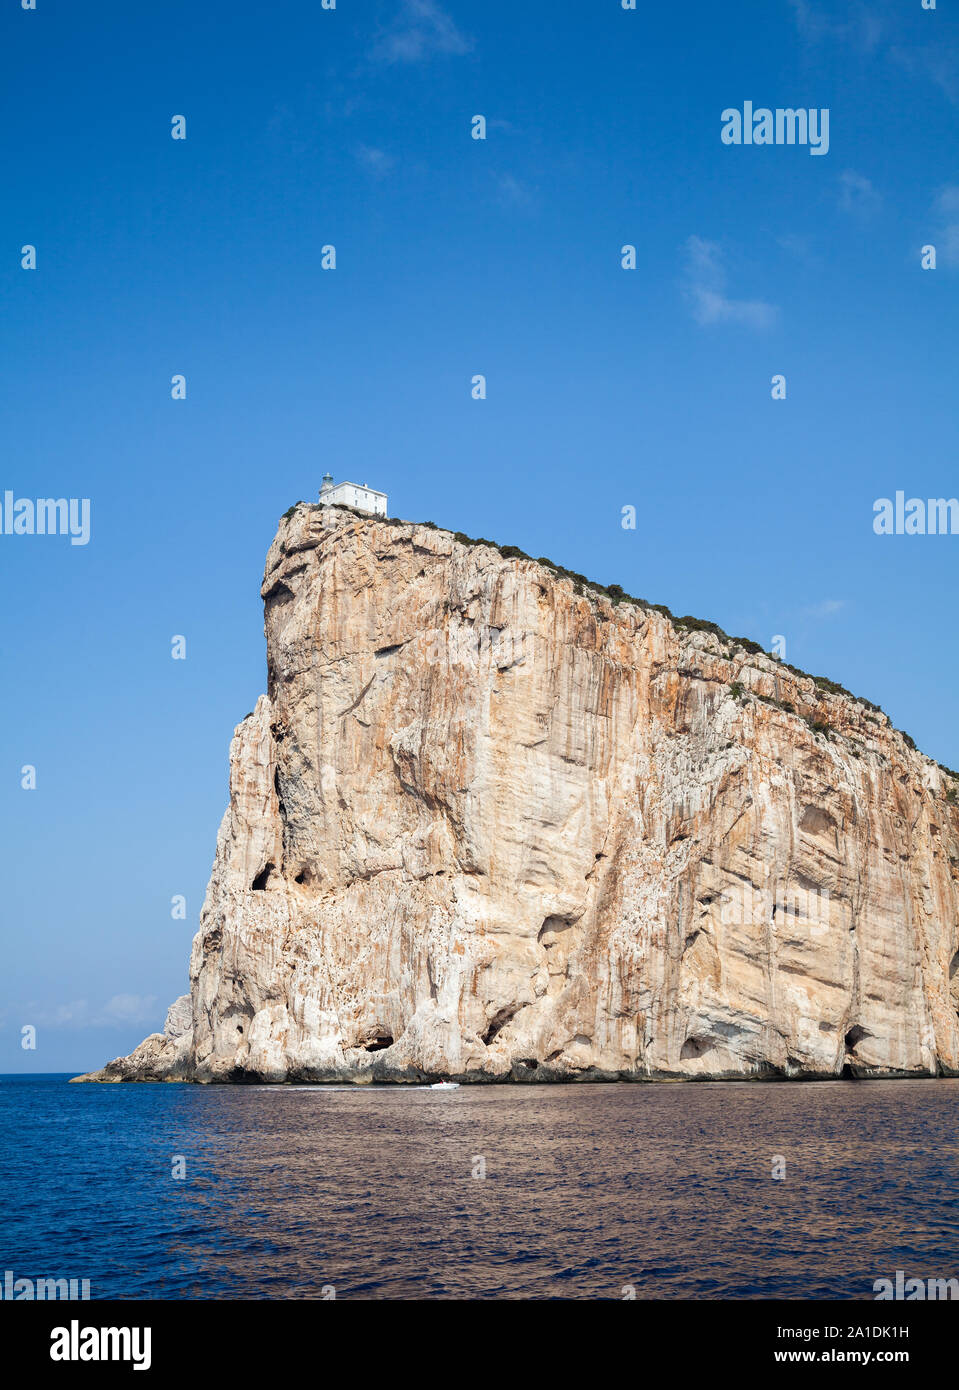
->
79, 507, 959, 1083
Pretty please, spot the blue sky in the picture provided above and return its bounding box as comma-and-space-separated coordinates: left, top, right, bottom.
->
2, 0, 957, 1071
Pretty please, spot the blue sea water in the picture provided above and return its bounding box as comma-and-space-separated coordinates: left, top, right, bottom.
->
2, 1074, 958, 1300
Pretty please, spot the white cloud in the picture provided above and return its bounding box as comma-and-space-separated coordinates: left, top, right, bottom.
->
99, 994, 159, 1025
891, 44, 959, 105
355, 144, 395, 177
839, 170, 881, 216
21, 994, 160, 1029
788, 1, 957, 102
777, 233, 812, 259
787, 0, 889, 54
682, 236, 779, 330
371, 0, 471, 65
802, 599, 848, 618
494, 173, 536, 210
933, 185, 959, 266
47, 1000, 92, 1027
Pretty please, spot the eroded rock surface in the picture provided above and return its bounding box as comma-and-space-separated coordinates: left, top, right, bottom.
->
78, 508, 959, 1083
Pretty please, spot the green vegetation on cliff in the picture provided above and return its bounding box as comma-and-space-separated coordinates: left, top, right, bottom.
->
279, 502, 956, 786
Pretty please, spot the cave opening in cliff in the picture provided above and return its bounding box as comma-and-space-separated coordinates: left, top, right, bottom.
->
251, 863, 274, 891
482, 1004, 522, 1045
263, 578, 295, 609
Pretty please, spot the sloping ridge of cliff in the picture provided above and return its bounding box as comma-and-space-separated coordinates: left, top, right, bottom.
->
76, 505, 959, 1084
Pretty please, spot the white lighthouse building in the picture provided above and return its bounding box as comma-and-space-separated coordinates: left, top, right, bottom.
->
319, 474, 388, 517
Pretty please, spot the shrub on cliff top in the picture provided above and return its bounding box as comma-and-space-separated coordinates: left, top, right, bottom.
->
674, 614, 725, 639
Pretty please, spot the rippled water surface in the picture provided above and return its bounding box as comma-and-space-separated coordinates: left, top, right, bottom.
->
4, 1075, 958, 1299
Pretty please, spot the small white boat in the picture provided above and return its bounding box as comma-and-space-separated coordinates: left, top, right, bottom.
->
430, 1081, 459, 1090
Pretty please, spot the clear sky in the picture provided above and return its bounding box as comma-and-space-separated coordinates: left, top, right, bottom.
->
2, 0, 957, 1071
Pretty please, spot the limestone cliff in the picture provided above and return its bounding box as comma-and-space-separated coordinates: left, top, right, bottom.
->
78, 507, 959, 1083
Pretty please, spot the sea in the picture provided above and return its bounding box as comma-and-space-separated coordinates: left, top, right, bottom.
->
3, 1074, 958, 1300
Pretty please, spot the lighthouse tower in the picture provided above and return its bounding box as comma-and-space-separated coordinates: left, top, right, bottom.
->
318, 474, 388, 517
